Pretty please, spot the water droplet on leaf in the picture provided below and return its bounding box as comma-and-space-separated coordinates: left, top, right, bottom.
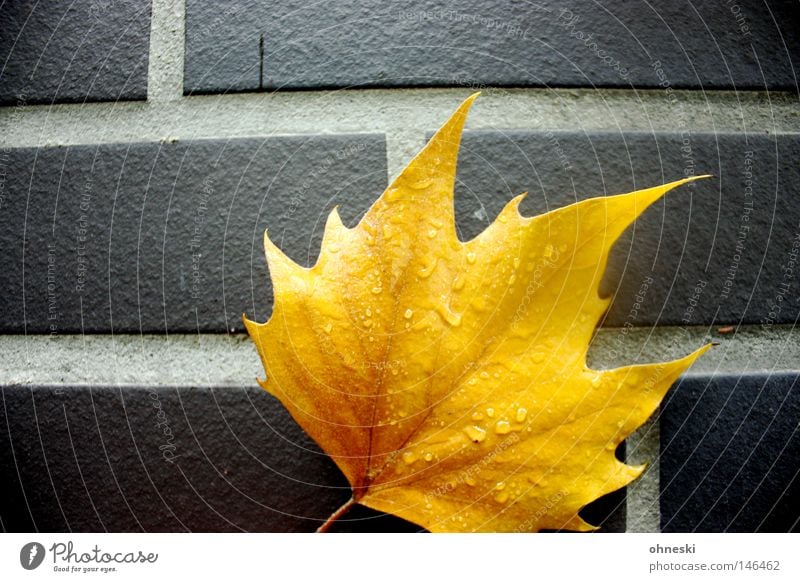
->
463, 425, 486, 443
495, 420, 512, 434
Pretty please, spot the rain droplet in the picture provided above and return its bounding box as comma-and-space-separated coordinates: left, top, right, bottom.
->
463, 425, 486, 443
424, 452, 433, 462
494, 491, 509, 504
495, 482, 506, 491
427, 228, 438, 239
516, 408, 528, 422
404, 308, 414, 319
402, 451, 417, 464
409, 178, 433, 190
365, 307, 372, 317
452, 275, 465, 291
508, 274, 516, 285
466, 252, 477, 264
371, 286, 382, 294
436, 303, 462, 327
486, 407, 495, 418
471, 411, 484, 421
417, 257, 438, 278
495, 420, 512, 435
465, 476, 476, 487
323, 322, 333, 333
479, 371, 490, 380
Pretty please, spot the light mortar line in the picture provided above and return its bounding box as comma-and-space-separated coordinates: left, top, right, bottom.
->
1, 325, 797, 387
146, 0, 185, 103
385, 129, 427, 182
1, 88, 798, 149
625, 418, 661, 533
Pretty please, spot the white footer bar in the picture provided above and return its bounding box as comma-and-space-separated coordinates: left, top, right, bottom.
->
1, 533, 795, 581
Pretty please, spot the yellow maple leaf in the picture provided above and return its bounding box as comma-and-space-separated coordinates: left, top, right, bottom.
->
244, 94, 709, 532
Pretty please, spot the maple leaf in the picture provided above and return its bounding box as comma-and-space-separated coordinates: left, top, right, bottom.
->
244, 94, 709, 532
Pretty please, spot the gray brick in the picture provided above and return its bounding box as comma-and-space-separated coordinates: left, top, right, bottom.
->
452, 130, 800, 326
660, 373, 800, 532
184, 0, 264, 94
0, 0, 151, 105
0, 135, 387, 333
0, 384, 628, 532
185, 0, 800, 94
6, 130, 796, 331
0, 385, 351, 531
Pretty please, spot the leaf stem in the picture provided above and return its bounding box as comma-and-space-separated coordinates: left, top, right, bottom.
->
316, 497, 356, 533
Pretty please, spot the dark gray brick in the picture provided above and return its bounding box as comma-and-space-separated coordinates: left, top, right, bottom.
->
0, 0, 151, 105
0, 385, 388, 532
185, 0, 799, 94
660, 373, 800, 532
0, 135, 387, 333
6, 130, 796, 332
452, 130, 800, 326
184, 0, 264, 94
0, 385, 628, 532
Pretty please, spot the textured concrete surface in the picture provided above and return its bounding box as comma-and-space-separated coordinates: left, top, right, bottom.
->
147, 0, 184, 102
183, 0, 800, 93
3, 88, 799, 150
184, 0, 263, 94
0, 135, 387, 333
453, 130, 800, 325
0, 0, 152, 105
660, 373, 800, 532
624, 417, 661, 533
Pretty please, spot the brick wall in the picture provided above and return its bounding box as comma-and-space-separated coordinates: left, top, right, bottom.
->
1, 0, 798, 533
